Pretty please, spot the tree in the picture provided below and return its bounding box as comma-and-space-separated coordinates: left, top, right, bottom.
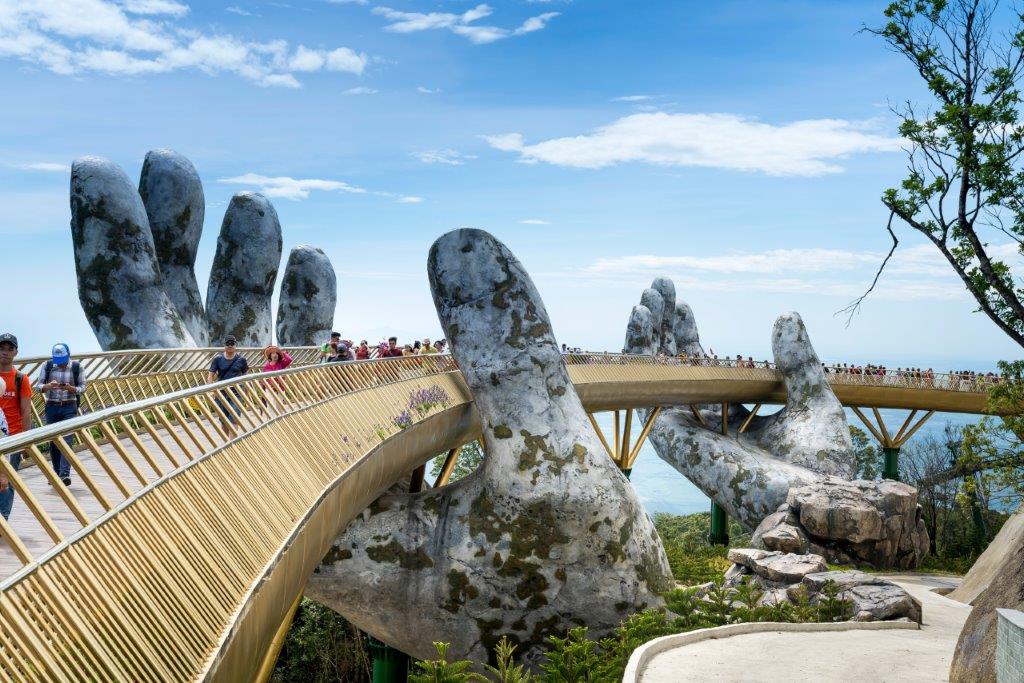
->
850, 425, 881, 479
430, 440, 485, 484
850, 0, 1024, 348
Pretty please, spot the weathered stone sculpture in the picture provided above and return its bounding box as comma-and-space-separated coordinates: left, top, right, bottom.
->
206, 192, 282, 346
625, 278, 929, 568
70, 152, 336, 350
138, 149, 208, 346
276, 246, 336, 346
70, 157, 195, 349
306, 229, 672, 666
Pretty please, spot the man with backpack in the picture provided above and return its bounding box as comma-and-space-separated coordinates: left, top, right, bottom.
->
208, 335, 249, 436
0, 333, 32, 519
35, 343, 85, 487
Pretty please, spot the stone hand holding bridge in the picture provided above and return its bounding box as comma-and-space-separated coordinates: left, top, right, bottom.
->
625, 280, 930, 569
70, 150, 336, 349
306, 229, 673, 666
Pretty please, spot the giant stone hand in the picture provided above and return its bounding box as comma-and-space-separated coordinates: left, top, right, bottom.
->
305, 229, 672, 667
626, 278, 929, 569
70, 151, 335, 350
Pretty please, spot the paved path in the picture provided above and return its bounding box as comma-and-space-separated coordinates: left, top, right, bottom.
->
641, 574, 970, 683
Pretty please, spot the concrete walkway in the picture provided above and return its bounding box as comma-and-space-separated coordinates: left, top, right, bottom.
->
640, 574, 970, 683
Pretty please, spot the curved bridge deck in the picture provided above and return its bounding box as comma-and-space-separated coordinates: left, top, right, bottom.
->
0, 355, 992, 680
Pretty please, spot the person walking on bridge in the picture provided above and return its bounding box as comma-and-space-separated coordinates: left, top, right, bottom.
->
35, 343, 85, 487
0, 333, 31, 520
208, 336, 248, 436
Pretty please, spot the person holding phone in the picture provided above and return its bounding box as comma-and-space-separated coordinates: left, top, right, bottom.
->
35, 343, 85, 486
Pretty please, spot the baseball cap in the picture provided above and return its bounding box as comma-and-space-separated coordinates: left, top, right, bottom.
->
52, 343, 70, 364
224, 335, 237, 346
0, 333, 17, 348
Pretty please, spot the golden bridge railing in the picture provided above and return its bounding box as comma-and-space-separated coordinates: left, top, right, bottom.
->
0, 354, 464, 680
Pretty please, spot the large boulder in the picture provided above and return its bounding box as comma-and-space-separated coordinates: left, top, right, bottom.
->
753, 477, 930, 569
70, 156, 195, 349
276, 245, 336, 346
950, 532, 1024, 682
305, 229, 672, 667
138, 149, 208, 346
726, 548, 827, 584
206, 192, 282, 346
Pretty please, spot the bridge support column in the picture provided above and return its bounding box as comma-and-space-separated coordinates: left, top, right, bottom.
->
709, 501, 729, 546
368, 636, 409, 683
882, 447, 900, 481
851, 406, 934, 480
587, 407, 662, 475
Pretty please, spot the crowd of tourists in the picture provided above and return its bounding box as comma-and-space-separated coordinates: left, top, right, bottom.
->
317, 332, 447, 362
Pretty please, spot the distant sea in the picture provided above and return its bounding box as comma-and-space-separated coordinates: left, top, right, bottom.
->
594, 409, 985, 518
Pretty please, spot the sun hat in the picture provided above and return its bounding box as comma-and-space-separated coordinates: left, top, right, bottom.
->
263, 345, 281, 361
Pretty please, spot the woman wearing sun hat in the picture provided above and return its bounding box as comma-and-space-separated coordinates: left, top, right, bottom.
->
261, 345, 293, 402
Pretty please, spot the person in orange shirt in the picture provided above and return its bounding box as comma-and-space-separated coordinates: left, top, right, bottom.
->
0, 333, 33, 521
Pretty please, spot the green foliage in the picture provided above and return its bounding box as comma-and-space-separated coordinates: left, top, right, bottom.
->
271, 599, 370, 683
850, 425, 880, 480
430, 440, 486, 484
539, 627, 604, 682
410, 642, 483, 683
483, 637, 534, 683
861, 1, 1024, 344
652, 512, 749, 585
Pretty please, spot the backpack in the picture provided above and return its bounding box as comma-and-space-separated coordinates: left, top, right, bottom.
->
43, 360, 82, 408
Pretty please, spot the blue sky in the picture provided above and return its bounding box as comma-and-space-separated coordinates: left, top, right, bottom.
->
0, 0, 1020, 371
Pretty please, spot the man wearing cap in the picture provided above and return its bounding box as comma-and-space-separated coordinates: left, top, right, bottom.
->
35, 343, 86, 487
208, 336, 249, 434
0, 333, 32, 519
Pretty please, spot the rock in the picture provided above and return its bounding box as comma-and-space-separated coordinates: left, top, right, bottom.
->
852, 610, 875, 622
801, 570, 886, 592
70, 156, 196, 350
951, 530, 1024, 682
650, 276, 676, 355
727, 548, 775, 568
760, 523, 808, 554
206, 192, 282, 346
306, 229, 672, 667
748, 552, 827, 584
791, 482, 885, 543
138, 149, 208, 346
276, 245, 337, 346
723, 563, 750, 585
843, 583, 922, 624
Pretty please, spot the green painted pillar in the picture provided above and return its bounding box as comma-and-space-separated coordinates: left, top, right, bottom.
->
621, 468, 632, 480
882, 447, 900, 481
368, 636, 409, 683
709, 501, 729, 546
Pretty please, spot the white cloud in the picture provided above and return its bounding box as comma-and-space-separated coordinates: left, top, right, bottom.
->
612, 95, 651, 102
120, 0, 188, 15
417, 85, 441, 94
570, 243, 1024, 302
0, 1, 368, 87
218, 172, 422, 204
520, 219, 550, 225
372, 4, 559, 44
225, 6, 253, 17
413, 149, 476, 165
485, 112, 902, 176
9, 162, 71, 172
325, 0, 368, 4
343, 85, 377, 94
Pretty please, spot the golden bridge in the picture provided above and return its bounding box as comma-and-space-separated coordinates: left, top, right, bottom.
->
0, 348, 996, 681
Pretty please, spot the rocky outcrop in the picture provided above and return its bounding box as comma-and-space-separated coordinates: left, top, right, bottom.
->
138, 149, 208, 346
206, 192, 282, 346
624, 277, 929, 569
951, 530, 1024, 682
70, 156, 195, 349
276, 245, 336, 346
724, 551, 922, 623
753, 477, 930, 569
306, 229, 672, 667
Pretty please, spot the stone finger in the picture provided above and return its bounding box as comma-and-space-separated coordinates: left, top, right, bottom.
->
276, 245, 337, 345
71, 156, 195, 350
138, 149, 208, 346
206, 192, 282, 346
650, 276, 676, 355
